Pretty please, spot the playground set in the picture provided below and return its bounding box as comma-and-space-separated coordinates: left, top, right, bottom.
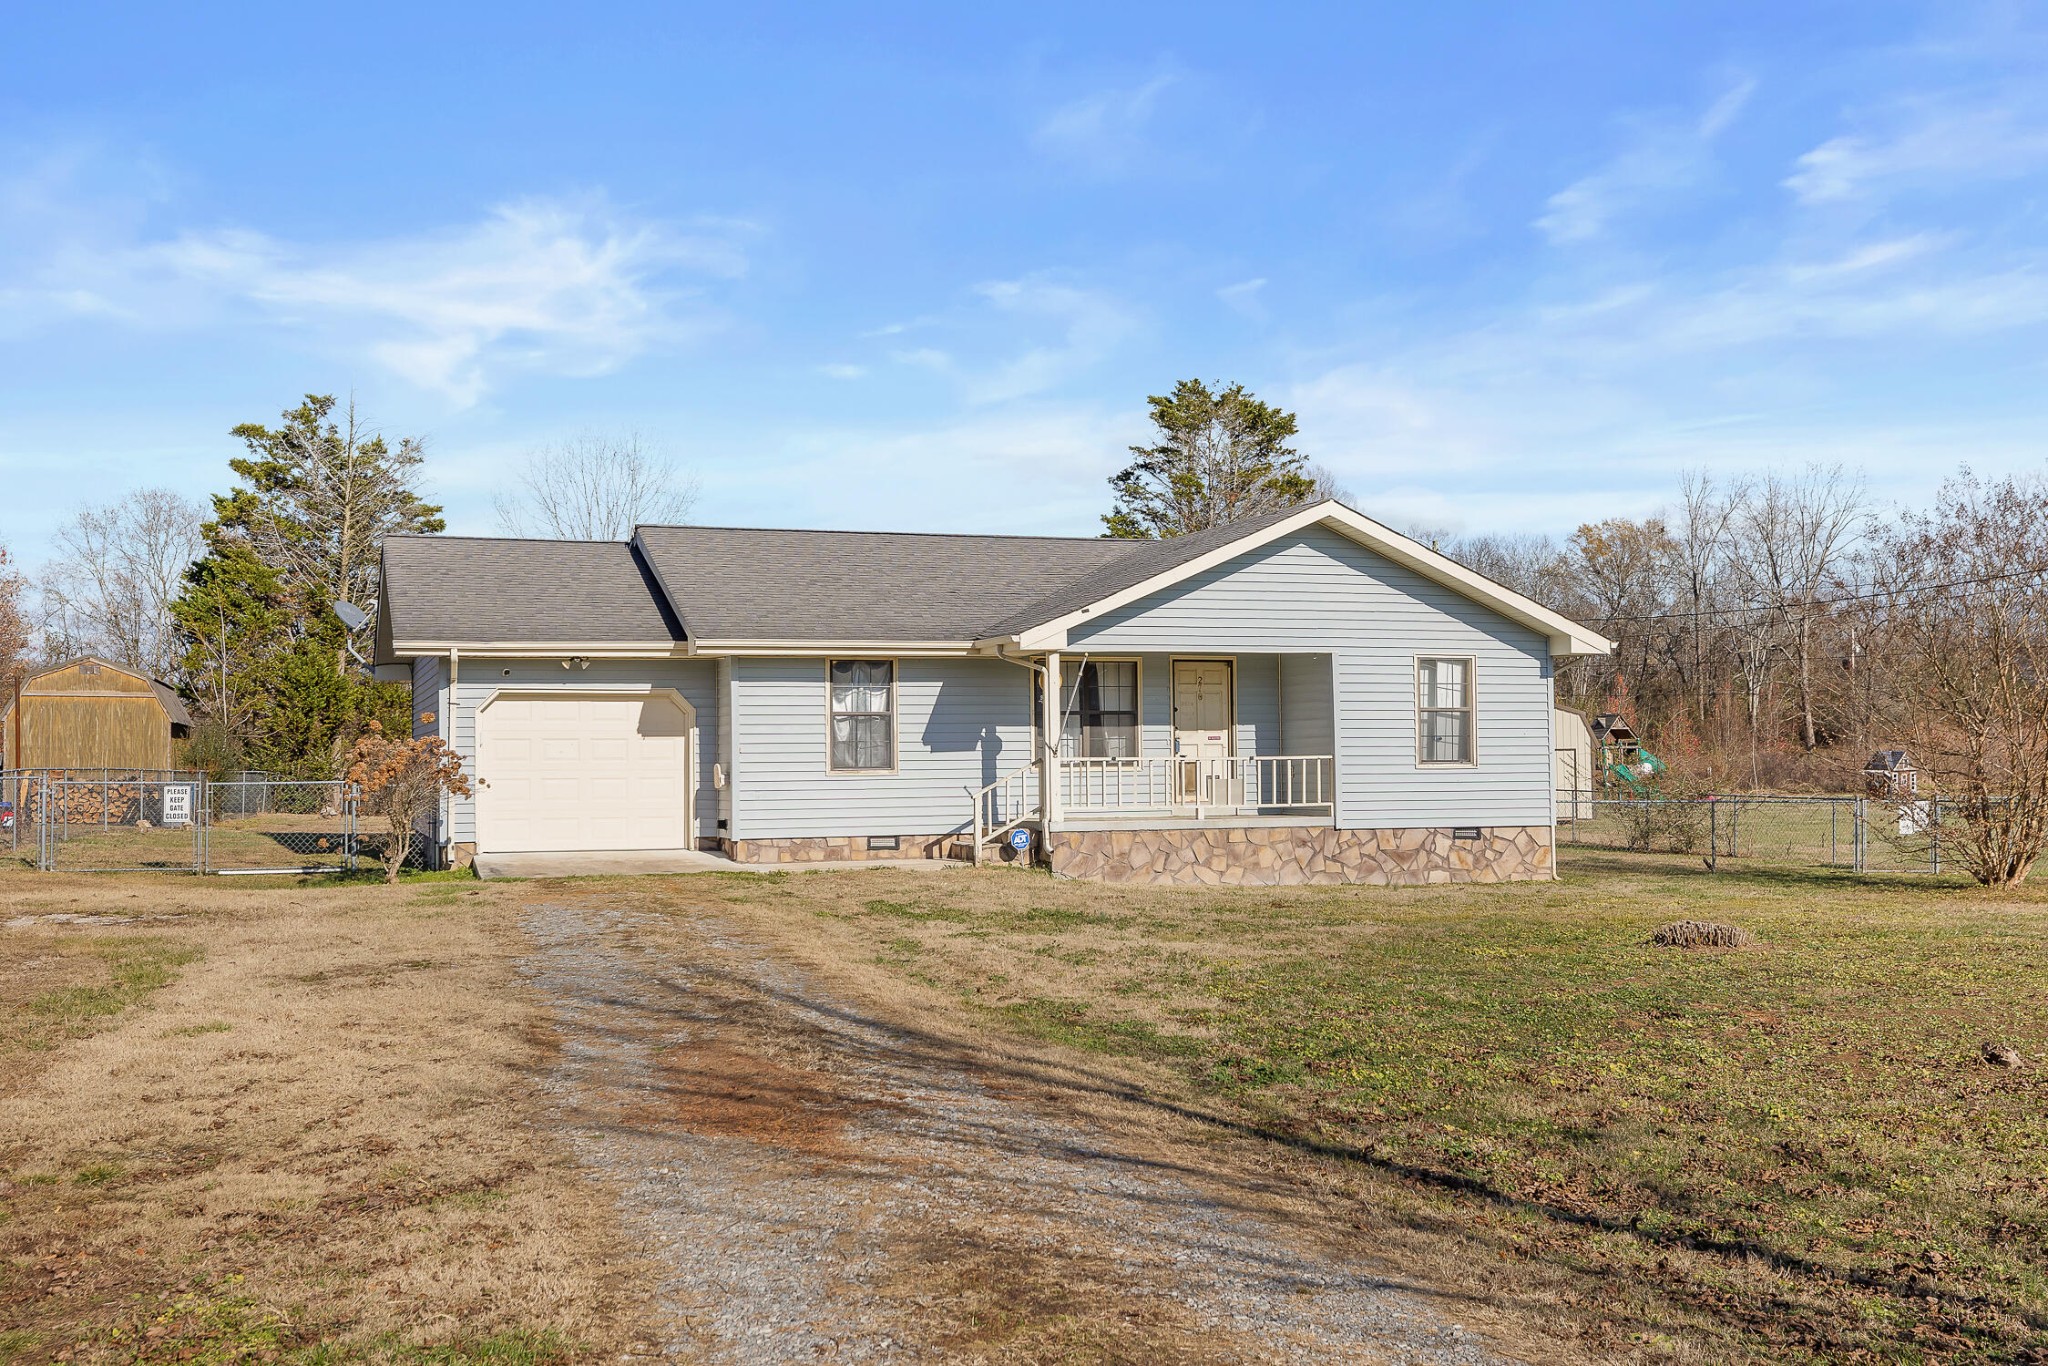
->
1589, 713, 1667, 796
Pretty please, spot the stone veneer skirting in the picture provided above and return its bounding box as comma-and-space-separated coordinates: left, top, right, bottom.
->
1048, 824, 1553, 886
729, 833, 970, 864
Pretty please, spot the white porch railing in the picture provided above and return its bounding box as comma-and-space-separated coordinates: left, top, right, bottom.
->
971, 754, 1336, 863
1059, 755, 1334, 814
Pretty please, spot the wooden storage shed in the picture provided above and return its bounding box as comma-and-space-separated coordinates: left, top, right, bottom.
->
1553, 706, 1594, 818
0, 657, 192, 771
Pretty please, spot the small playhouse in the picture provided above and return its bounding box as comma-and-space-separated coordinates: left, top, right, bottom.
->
1590, 713, 1666, 795
1863, 750, 1918, 799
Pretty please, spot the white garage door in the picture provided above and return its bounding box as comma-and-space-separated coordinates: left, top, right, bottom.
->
476, 693, 694, 853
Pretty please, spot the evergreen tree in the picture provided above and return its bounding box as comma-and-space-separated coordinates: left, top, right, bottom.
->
172, 394, 439, 773
1103, 380, 1317, 539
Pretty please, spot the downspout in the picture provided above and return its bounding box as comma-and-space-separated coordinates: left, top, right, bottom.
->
442, 647, 459, 869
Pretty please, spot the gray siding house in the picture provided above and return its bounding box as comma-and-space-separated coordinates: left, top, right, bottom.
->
374, 501, 1609, 885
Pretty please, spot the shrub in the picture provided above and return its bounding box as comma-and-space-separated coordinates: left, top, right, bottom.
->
345, 721, 474, 884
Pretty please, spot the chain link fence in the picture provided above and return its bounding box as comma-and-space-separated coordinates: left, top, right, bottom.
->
1557, 792, 1958, 875
3, 771, 378, 875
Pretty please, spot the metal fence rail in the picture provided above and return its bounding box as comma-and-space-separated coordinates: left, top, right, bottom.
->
2, 771, 366, 875
1556, 792, 1955, 875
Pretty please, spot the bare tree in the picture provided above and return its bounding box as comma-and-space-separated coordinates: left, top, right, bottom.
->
39, 489, 203, 680
0, 545, 26, 681
1443, 532, 1574, 605
1305, 462, 1352, 505
1728, 467, 1864, 753
1569, 516, 1678, 706
1672, 471, 1736, 730
1868, 469, 2048, 885
494, 432, 699, 539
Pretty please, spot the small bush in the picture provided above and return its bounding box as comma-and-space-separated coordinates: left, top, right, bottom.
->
1652, 920, 1757, 948
1617, 794, 1710, 854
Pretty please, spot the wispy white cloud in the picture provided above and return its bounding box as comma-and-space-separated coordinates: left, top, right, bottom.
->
962, 275, 1140, 403
1783, 233, 1948, 282
818, 362, 867, 380
1216, 276, 1268, 319
1784, 100, 2048, 204
722, 404, 1149, 535
1031, 70, 1180, 176
4, 189, 752, 406
1535, 76, 1756, 244
1286, 208, 2048, 530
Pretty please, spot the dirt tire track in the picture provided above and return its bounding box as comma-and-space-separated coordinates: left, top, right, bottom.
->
522, 898, 1512, 1364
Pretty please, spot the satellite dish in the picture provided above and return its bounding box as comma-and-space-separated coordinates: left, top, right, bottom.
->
333, 601, 370, 631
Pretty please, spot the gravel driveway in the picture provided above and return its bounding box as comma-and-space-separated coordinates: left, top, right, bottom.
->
520, 897, 1513, 1364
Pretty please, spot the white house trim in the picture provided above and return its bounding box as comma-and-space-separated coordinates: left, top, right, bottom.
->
987, 502, 1613, 659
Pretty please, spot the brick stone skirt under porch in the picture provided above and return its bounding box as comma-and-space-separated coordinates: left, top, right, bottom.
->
727, 833, 971, 864
1048, 823, 1553, 886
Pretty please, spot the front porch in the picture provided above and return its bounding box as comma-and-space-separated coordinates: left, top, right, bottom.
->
971, 648, 1340, 855
968, 753, 1336, 863
968, 753, 1553, 886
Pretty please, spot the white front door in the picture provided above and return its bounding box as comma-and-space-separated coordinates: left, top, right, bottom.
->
1172, 660, 1234, 802
475, 692, 694, 853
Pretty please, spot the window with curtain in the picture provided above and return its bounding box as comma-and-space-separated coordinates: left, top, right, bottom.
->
829, 660, 894, 771
1416, 657, 1475, 764
1035, 660, 1140, 759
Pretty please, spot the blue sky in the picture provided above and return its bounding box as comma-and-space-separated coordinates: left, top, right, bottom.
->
4, 2, 2047, 569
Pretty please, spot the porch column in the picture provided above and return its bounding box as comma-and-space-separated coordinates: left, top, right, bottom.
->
1042, 651, 1062, 833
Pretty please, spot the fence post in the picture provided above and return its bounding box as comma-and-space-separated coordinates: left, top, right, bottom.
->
1854, 797, 1867, 874
1930, 795, 1940, 876
1707, 799, 1717, 873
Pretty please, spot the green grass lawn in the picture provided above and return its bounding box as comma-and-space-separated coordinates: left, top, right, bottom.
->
708, 855, 2048, 1362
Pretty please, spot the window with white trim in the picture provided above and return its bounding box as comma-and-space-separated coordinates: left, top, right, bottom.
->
1416, 657, 1475, 764
829, 660, 894, 771
1034, 660, 1139, 759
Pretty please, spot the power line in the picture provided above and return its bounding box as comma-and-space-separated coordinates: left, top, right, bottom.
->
1571, 563, 2048, 628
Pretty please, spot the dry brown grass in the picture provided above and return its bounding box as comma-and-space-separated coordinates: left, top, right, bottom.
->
0, 870, 653, 1364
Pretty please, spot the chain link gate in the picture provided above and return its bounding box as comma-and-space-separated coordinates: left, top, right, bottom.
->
202, 779, 358, 874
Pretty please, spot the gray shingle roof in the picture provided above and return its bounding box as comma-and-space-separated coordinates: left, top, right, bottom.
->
150, 681, 193, 729
380, 505, 1327, 648
631, 525, 1141, 641
380, 536, 683, 645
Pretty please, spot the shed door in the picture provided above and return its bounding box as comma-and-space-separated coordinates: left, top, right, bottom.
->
475, 693, 693, 853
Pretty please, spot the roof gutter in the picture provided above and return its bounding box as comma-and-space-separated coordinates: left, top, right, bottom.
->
388, 641, 689, 659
